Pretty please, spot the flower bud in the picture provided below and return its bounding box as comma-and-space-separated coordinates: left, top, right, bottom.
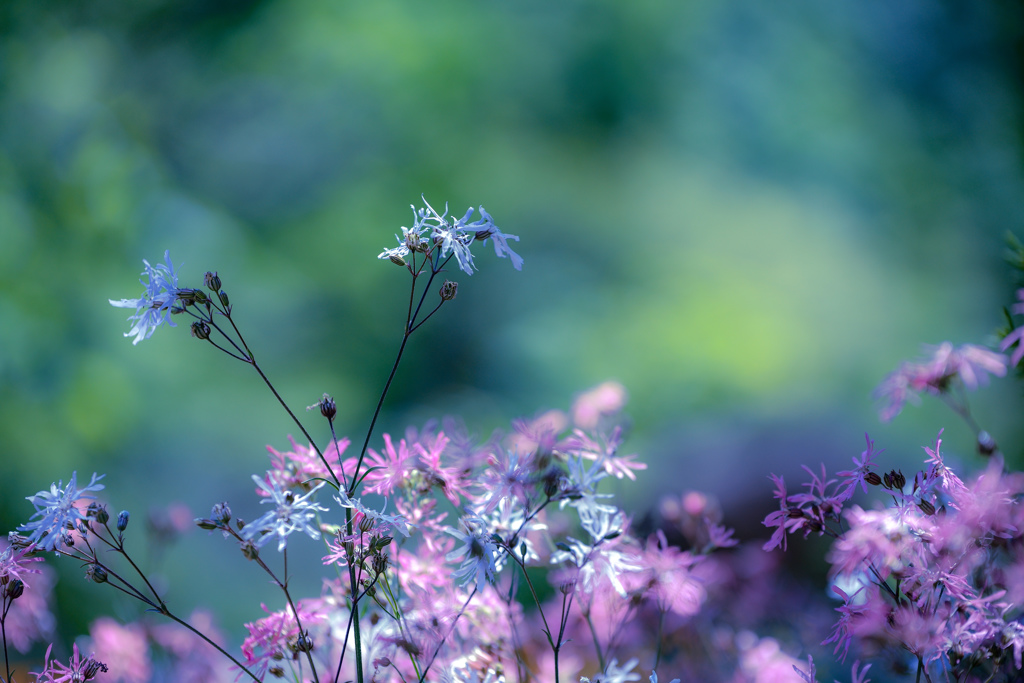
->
218, 291, 230, 308
439, 280, 458, 302
5, 579, 24, 600
917, 500, 936, 516
295, 632, 314, 653
388, 253, 407, 267
83, 658, 108, 680
319, 395, 337, 420
205, 271, 222, 292
117, 511, 130, 531
241, 541, 259, 561
212, 502, 232, 525
87, 564, 108, 583
978, 431, 997, 456
475, 229, 493, 241
191, 321, 211, 340
373, 657, 391, 669
88, 503, 109, 525
864, 472, 882, 486
268, 666, 285, 678
195, 518, 218, 530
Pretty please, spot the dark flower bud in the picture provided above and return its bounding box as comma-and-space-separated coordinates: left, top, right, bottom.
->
359, 515, 375, 534
295, 632, 314, 653
5, 579, 24, 600
372, 553, 389, 575
218, 291, 230, 308
864, 472, 882, 486
87, 564, 108, 583
475, 229, 493, 241
786, 507, 804, 519
917, 500, 936, 516
319, 395, 337, 420
205, 271, 222, 292
195, 518, 218, 530
541, 466, 563, 498
388, 253, 407, 266
892, 470, 906, 490
439, 280, 458, 302
117, 510, 130, 531
88, 503, 109, 524
559, 579, 576, 595
268, 666, 285, 678
191, 321, 211, 340
978, 431, 997, 456
175, 288, 198, 306
373, 657, 392, 669
82, 658, 108, 680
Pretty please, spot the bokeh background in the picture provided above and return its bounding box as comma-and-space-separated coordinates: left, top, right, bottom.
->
3, 0, 1024, 676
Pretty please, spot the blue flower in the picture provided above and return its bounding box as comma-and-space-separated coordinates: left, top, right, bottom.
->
241, 475, 329, 552
19, 471, 106, 552
109, 250, 182, 345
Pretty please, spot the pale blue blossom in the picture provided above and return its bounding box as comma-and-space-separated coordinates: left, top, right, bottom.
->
19, 471, 106, 552
241, 475, 328, 551
109, 250, 182, 345
379, 198, 521, 275
446, 516, 499, 591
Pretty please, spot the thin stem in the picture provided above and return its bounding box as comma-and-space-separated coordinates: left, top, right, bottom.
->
2, 600, 11, 683
417, 587, 478, 683
584, 610, 606, 672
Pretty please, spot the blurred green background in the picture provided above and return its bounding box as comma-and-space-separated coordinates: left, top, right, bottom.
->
3, 0, 1024, 660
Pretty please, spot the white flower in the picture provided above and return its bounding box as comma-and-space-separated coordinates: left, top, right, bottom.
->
469, 207, 522, 271
109, 250, 182, 345
19, 472, 105, 551
241, 475, 328, 551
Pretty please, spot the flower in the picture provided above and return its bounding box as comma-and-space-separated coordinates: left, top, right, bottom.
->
109, 251, 182, 345
874, 342, 1007, 421
240, 475, 328, 552
379, 199, 521, 275
32, 643, 108, 683
580, 658, 640, 683
19, 471, 106, 551
446, 516, 499, 591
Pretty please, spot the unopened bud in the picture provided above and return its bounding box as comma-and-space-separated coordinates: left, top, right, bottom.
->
87, 564, 108, 583
439, 280, 458, 301
205, 271, 222, 292
475, 229, 493, 241
359, 515, 375, 534
191, 321, 211, 340
218, 291, 230, 308
978, 431, 997, 456
295, 632, 314, 653
917, 500, 936, 516
116, 510, 130, 531
88, 503, 109, 525
5, 579, 24, 600
373, 657, 392, 669
268, 666, 285, 678
82, 658, 108, 680
388, 253, 407, 267
211, 502, 232, 525
319, 395, 337, 420
864, 472, 882, 486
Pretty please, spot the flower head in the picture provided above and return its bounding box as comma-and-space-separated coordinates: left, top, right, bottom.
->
19, 472, 106, 552
32, 643, 108, 683
240, 475, 328, 552
109, 250, 182, 345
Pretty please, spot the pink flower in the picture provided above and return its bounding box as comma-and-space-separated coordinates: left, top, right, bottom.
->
88, 617, 151, 683
874, 343, 1007, 421
571, 381, 627, 430
32, 643, 108, 683
362, 433, 413, 497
